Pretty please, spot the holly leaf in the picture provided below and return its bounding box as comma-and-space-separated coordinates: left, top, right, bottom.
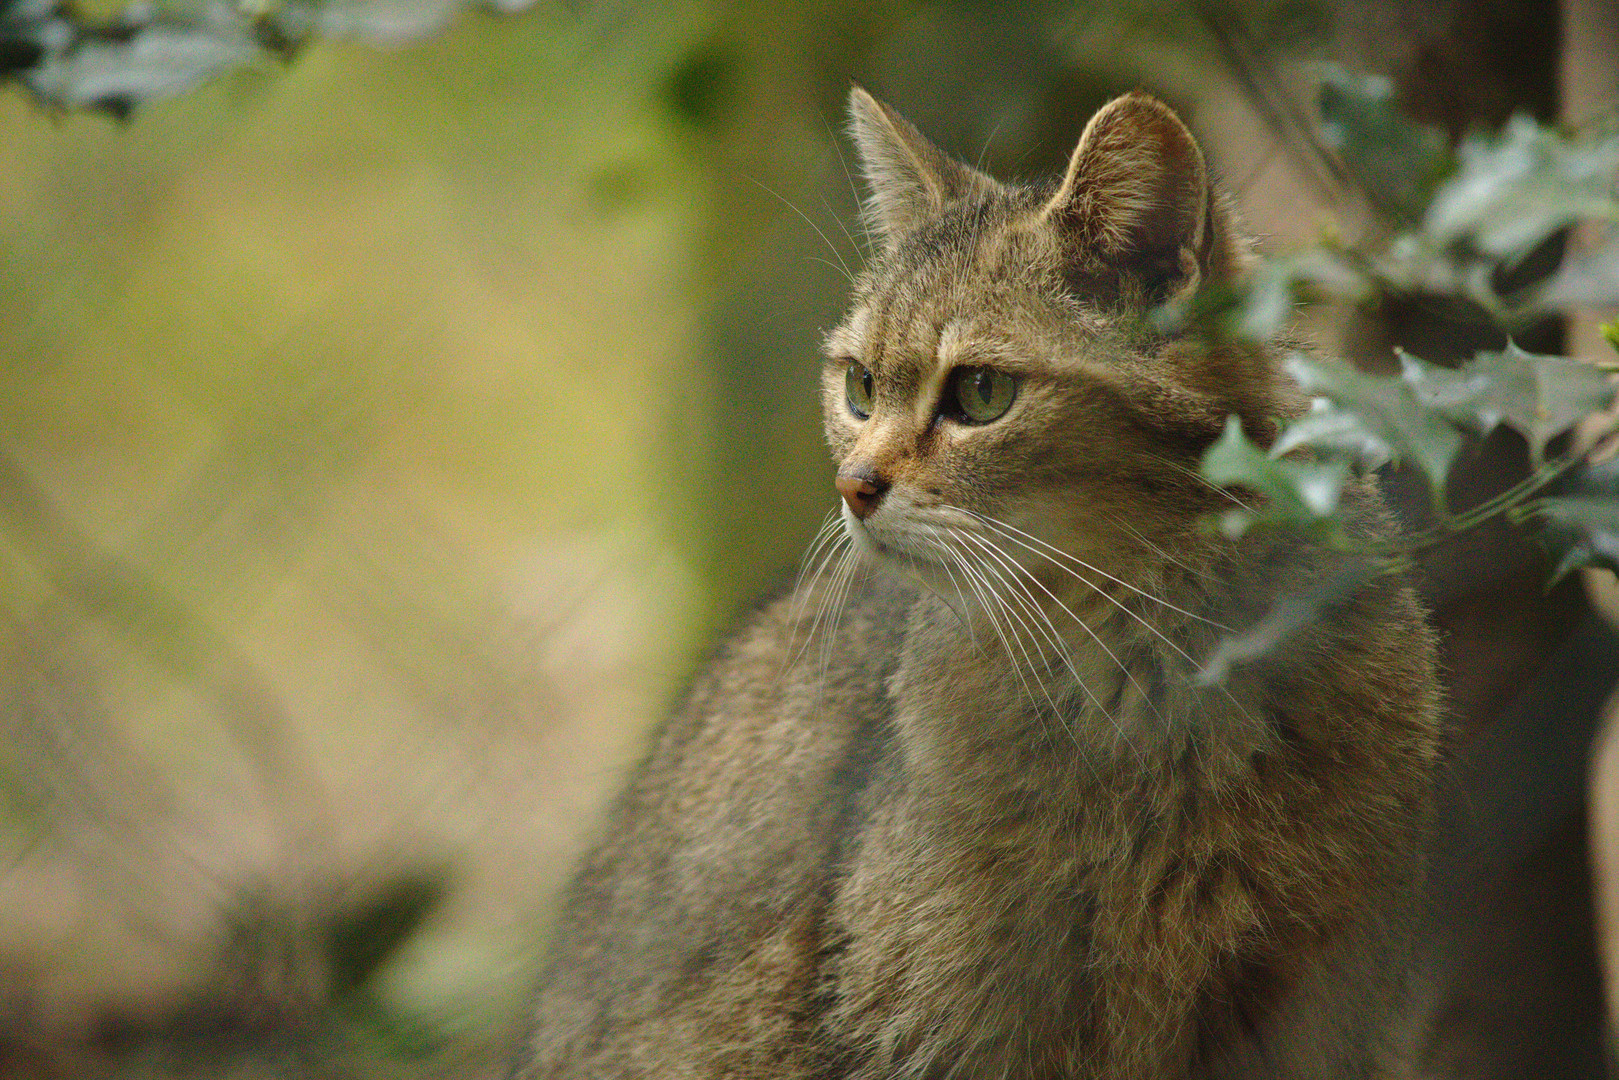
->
2, 0, 541, 116
1528, 454, 1619, 583
1270, 396, 1392, 468
1197, 557, 1376, 685
1424, 114, 1619, 264
1235, 249, 1370, 343
1539, 230, 1619, 309
1223, 259, 1298, 343
1151, 248, 1369, 344
1200, 416, 1353, 541
1317, 67, 1452, 224
11, 8, 261, 116
1535, 497, 1619, 582
1282, 353, 1463, 497
1400, 343, 1616, 466
1394, 348, 1490, 420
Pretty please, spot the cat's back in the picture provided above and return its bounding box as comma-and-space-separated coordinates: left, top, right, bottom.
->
518, 571, 912, 1079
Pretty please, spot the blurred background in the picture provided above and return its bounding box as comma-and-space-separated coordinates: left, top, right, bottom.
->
2, 0, 1617, 1076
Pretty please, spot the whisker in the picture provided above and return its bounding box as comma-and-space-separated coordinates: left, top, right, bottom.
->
934, 535, 1023, 678
1146, 452, 1256, 513
963, 509, 1234, 635
819, 109, 876, 252
817, 549, 864, 689
945, 534, 1076, 743
974, 115, 1007, 172
798, 544, 856, 709
790, 509, 844, 601
921, 525, 979, 646
746, 176, 856, 285
934, 537, 1006, 661
897, 541, 973, 632
786, 515, 848, 644
808, 255, 857, 281
784, 530, 852, 675
965, 510, 1263, 732
819, 192, 865, 266
957, 533, 1070, 678
975, 516, 1205, 673
786, 550, 841, 676
958, 530, 1165, 729
1097, 509, 1212, 582
958, 531, 1148, 736
957, 532, 1132, 748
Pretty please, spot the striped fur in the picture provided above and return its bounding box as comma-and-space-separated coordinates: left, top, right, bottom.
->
516, 89, 1443, 1080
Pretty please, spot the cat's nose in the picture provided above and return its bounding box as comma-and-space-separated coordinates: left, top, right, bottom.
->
836, 473, 888, 519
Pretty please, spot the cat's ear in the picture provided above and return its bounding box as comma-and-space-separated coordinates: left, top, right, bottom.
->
1042, 92, 1243, 302
847, 86, 998, 245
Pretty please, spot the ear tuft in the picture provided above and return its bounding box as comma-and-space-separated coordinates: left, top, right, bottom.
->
847, 86, 998, 245
1042, 92, 1234, 302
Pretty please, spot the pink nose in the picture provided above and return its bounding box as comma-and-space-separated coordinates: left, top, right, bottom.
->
836, 474, 887, 519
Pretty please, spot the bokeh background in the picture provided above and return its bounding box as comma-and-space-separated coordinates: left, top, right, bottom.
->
3, 1, 1618, 1076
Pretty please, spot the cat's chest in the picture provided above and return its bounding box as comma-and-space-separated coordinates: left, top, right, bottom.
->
810, 597, 1275, 1076
816, 743, 1238, 1080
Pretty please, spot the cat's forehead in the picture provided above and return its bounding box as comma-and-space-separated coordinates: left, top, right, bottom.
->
824, 204, 1100, 372
825, 308, 1023, 371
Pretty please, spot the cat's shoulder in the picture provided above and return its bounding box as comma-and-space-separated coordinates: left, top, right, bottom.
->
620, 566, 913, 807
679, 569, 912, 723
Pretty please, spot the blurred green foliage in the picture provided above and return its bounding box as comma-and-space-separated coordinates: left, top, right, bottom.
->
1318, 67, 1452, 222
1190, 73, 1619, 669
1532, 455, 1619, 584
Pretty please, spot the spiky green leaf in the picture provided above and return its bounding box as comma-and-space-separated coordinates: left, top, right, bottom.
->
1197, 557, 1376, 685
1528, 455, 1619, 582
1400, 343, 1616, 465
2, 0, 541, 115
1424, 115, 1619, 263
1393, 348, 1490, 421
1270, 396, 1392, 468
1282, 353, 1463, 494
12, 11, 261, 116
1200, 416, 1353, 541
1535, 497, 1619, 582
1228, 250, 1370, 343
1317, 66, 1452, 224
1539, 232, 1619, 309
1152, 249, 1370, 344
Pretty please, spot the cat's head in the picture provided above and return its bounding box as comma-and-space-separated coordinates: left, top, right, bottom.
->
823, 88, 1294, 578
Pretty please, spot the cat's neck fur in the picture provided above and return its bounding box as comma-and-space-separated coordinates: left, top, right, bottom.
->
889, 529, 1269, 807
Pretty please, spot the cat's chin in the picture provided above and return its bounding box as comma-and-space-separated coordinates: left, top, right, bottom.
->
841, 509, 946, 572
841, 512, 896, 563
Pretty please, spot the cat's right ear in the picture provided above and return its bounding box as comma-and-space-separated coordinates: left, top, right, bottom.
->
1041, 92, 1245, 303
847, 86, 997, 246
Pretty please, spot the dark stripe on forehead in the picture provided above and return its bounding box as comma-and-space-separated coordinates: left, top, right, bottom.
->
878, 210, 985, 331
864, 279, 897, 373
861, 197, 1041, 374
866, 269, 925, 378
895, 199, 994, 268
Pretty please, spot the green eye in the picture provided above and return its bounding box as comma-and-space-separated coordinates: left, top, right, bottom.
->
845, 362, 874, 419
949, 366, 1018, 424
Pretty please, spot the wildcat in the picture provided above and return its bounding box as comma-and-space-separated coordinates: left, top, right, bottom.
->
514, 88, 1444, 1080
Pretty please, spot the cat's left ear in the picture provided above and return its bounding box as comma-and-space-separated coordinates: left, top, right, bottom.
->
1041, 92, 1245, 303
848, 86, 999, 245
